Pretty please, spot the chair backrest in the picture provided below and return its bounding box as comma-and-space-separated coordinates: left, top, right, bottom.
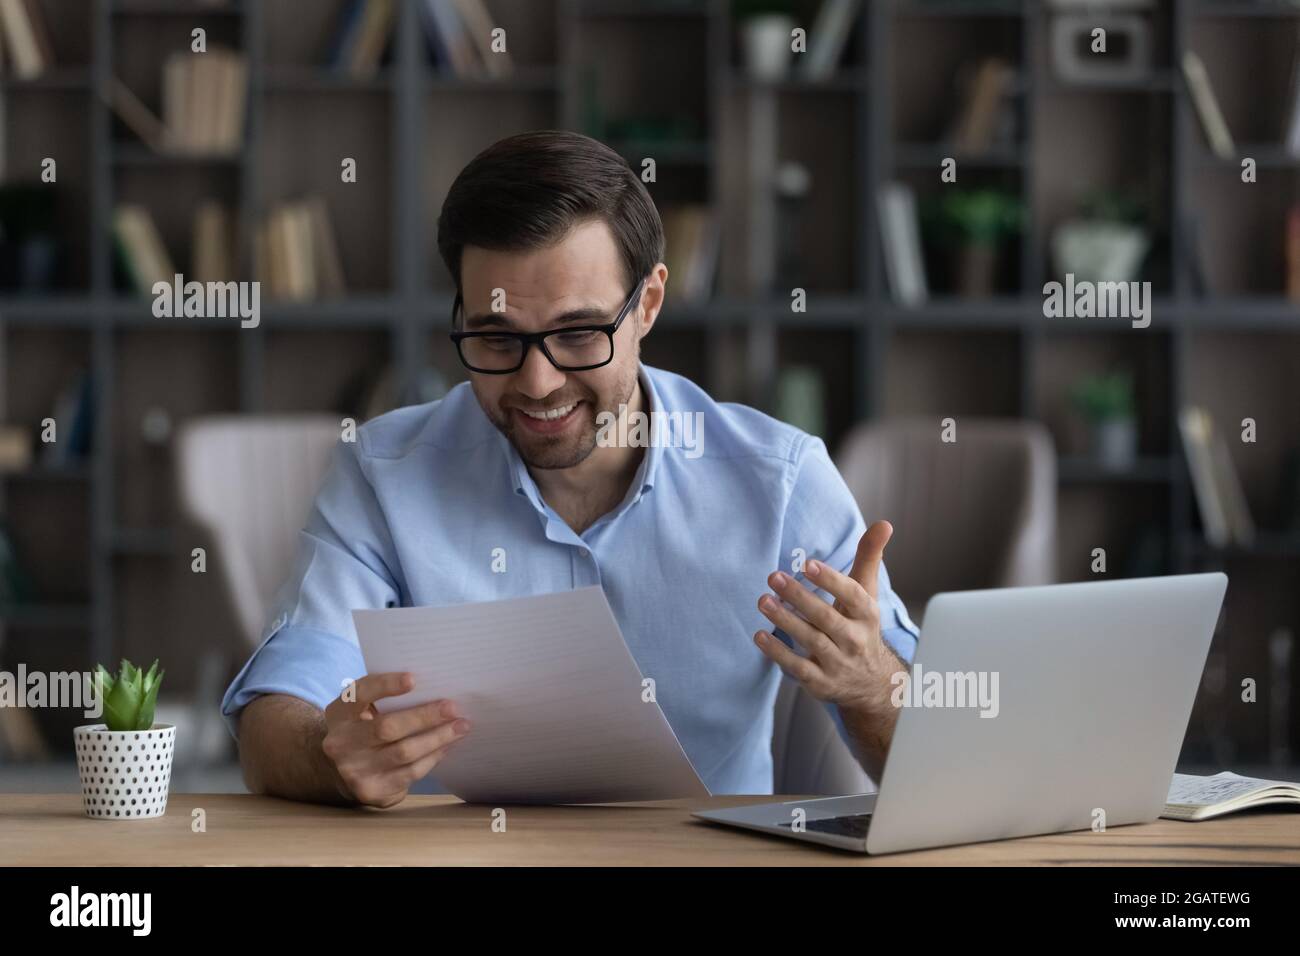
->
175, 414, 341, 648
771, 418, 1056, 796
835, 418, 1057, 612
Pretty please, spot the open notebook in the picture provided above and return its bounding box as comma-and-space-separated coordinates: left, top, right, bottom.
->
1163, 771, 1300, 821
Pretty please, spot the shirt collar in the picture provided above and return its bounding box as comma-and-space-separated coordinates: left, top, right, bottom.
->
497, 364, 663, 510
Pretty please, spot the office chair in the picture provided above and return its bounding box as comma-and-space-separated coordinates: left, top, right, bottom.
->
770, 418, 1056, 797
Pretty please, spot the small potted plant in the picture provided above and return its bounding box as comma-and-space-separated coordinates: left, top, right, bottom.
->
735, 0, 797, 81
1070, 370, 1138, 471
75, 659, 174, 820
923, 188, 1024, 298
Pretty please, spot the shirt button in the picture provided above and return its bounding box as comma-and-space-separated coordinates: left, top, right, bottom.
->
579, 548, 590, 559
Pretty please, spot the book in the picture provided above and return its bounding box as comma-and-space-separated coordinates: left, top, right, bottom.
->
950, 58, 1013, 154
1178, 406, 1231, 549
350, 0, 394, 78
1179, 405, 1255, 549
453, 0, 512, 79
159, 48, 247, 154
106, 77, 166, 151
1164, 771, 1300, 821
1182, 50, 1234, 159
113, 204, 177, 294
801, 0, 861, 80
192, 201, 234, 283
878, 181, 928, 306
305, 197, 347, 298
326, 0, 369, 71
421, 0, 480, 77
0, 0, 47, 79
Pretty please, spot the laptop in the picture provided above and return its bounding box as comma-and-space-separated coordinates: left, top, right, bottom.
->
692, 573, 1228, 854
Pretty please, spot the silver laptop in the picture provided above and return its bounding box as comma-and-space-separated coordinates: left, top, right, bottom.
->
693, 573, 1228, 854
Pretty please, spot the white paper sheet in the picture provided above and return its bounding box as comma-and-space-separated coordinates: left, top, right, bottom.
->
353, 586, 710, 805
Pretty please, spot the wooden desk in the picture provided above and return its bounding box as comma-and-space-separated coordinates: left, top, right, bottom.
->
2, 794, 1297, 865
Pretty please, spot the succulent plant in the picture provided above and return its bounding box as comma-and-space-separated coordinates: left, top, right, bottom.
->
92, 658, 164, 732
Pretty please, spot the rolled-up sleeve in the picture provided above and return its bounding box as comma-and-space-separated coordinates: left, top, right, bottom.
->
220, 436, 403, 739
777, 433, 920, 755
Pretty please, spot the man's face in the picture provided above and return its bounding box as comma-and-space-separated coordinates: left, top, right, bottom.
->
458, 219, 658, 471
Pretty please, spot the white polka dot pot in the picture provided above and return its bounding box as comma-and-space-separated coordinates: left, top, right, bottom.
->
74, 724, 176, 820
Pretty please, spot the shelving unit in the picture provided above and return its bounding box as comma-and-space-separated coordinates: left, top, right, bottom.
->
1, 0, 1297, 762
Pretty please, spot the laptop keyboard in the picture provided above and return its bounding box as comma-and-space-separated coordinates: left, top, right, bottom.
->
779, 813, 872, 839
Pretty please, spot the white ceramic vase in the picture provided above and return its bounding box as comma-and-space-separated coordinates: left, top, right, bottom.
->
74, 723, 176, 820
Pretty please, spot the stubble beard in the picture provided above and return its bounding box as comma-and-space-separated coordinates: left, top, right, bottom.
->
481, 361, 640, 471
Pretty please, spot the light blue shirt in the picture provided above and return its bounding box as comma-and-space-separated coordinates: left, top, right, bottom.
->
221, 364, 919, 794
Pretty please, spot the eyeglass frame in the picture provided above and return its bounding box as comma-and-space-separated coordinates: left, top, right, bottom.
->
448, 275, 647, 375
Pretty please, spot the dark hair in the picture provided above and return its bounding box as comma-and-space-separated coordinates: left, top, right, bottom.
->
437, 130, 664, 302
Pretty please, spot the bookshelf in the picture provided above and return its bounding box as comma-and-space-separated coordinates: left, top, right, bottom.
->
0, 0, 1297, 764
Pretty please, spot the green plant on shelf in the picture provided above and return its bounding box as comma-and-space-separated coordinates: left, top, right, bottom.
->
92, 658, 165, 732
1070, 370, 1135, 424
923, 188, 1024, 248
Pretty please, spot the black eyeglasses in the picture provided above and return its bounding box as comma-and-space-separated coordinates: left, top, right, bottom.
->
449, 277, 647, 374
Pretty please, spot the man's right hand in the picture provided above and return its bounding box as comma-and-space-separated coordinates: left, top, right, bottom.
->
321, 672, 470, 808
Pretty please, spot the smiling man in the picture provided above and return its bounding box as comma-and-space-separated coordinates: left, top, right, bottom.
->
223, 130, 918, 808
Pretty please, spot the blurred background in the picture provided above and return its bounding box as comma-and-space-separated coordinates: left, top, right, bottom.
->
0, 0, 1297, 792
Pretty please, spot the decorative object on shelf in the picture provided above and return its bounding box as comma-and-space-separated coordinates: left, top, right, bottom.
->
774, 365, 826, 439
921, 188, 1022, 298
0, 424, 32, 473
75, 659, 174, 820
1048, 2, 1152, 87
1178, 406, 1255, 550
735, 0, 796, 81
0, 182, 60, 292
1070, 370, 1138, 473
140, 406, 173, 447
774, 161, 811, 292
1052, 191, 1151, 285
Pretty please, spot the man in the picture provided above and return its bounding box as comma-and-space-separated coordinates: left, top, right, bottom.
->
223, 130, 917, 808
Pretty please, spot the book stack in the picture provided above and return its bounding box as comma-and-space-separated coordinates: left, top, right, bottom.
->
418, 0, 514, 79
255, 199, 347, 301
114, 202, 238, 295
107, 49, 248, 154
161, 48, 248, 154
325, 0, 396, 78
660, 205, 719, 304
0, 0, 54, 80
